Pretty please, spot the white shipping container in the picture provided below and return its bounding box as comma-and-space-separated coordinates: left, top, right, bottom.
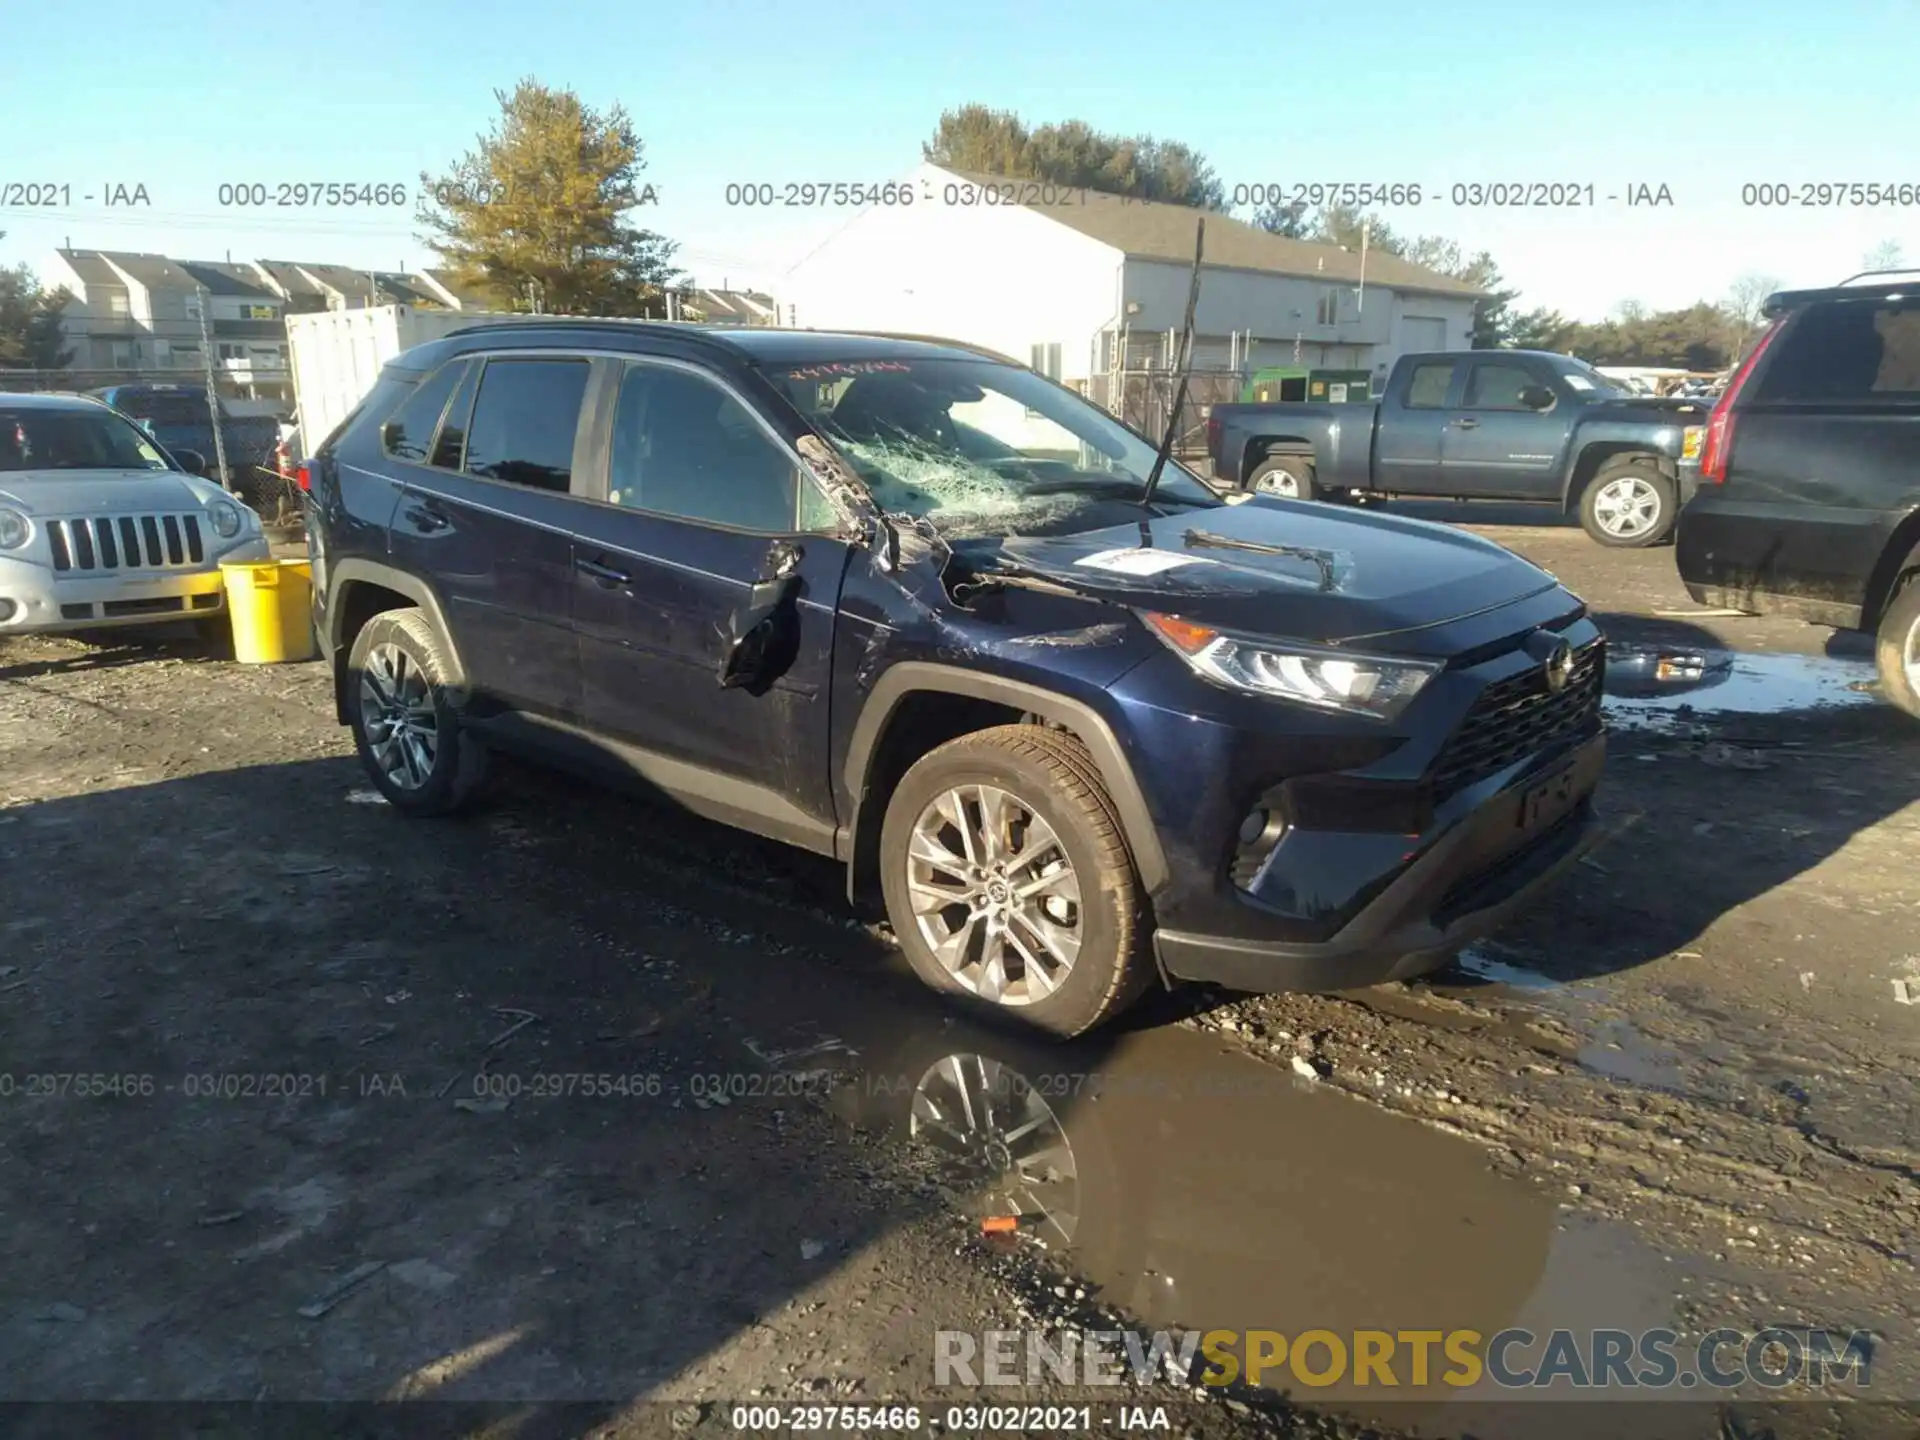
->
287, 305, 565, 453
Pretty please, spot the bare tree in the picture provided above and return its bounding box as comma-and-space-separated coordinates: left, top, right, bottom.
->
1863, 239, 1906, 272
1723, 272, 1782, 356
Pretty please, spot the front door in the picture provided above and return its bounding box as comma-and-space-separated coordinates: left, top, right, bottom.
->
1374, 356, 1459, 491
569, 357, 852, 840
385, 352, 594, 720
1439, 358, 1568, 499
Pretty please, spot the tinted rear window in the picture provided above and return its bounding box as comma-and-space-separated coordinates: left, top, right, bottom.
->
1754, 299, 1920, 403
462, 358, 590, 491
112, 393, 208, 426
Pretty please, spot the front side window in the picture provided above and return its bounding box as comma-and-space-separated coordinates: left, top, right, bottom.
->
608, 364, 800, 531
381, 360, 468, 463
765, 356, 1219, 539
0, 408, 174, 471
1464, 363, 1543, 409
462, 358, 590, 491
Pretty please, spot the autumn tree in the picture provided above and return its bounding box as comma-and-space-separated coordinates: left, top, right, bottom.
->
0, 236, 73, 370
418, 79, 681, 316
922, 106, 1225, 208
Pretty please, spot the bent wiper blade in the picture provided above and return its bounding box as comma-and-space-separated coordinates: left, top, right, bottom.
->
1181, 528, 1338, 591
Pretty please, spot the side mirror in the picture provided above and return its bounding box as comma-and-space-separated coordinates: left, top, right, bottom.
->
176, 449, 208, 476
1517, 385, 1556, 411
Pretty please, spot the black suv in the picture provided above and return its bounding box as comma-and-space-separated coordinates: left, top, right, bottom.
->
1676, 272, 1920, 716
306, 323, 1608, 1035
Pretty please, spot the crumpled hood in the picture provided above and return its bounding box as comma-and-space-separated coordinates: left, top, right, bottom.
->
0, 469, 214, 516
986, 497, 1563, 645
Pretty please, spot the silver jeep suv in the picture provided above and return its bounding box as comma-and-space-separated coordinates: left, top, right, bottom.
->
0, 393, 271, 638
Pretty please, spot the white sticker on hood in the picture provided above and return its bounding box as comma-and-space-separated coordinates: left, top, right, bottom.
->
1072, 547, 1216, 576
1564, 374, 1595, 391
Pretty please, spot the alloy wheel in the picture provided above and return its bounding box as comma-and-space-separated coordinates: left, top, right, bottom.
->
1257, 468, 1303, 498
905, 783, 1083, 1005
358, 642, 439, 790
1591, 475, 1662, 539
910, 1053, 1079, 1245
1905, 609, 1920, 695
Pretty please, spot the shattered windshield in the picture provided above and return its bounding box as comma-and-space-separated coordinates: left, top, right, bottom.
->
766, 357, 1219, 536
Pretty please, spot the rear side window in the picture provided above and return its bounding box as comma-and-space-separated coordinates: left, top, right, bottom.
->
1404, 362, 1457, 408
463, 358, 590, 492
381, 361, 469, 462
430, 361, 484, 470
1753, 299, 1920, 403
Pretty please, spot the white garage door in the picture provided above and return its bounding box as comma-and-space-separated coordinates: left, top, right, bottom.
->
1402, 316, 1448, 351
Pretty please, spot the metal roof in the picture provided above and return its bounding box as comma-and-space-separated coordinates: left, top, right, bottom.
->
934, 168, 1485, 298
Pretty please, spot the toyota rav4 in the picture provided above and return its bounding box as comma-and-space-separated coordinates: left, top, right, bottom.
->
305, 323, 1608, 1035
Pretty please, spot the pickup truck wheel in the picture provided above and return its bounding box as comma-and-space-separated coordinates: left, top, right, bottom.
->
1579, 460, 1677, 548
1248, 455, 1316, 501
1874, 576, 1920, 720
346, 608, 489, 816
880, 725, 1153, 1038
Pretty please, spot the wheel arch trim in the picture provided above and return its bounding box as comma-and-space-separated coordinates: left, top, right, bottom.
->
842, 663, 1170, 895
325, 559, 467, 724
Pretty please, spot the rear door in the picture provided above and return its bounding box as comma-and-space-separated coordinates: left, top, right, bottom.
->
569, 356, 852, 842
1440, 357, 1568, 498
1373, 357, 1460, 491
384, 351, 594, 720
1703, 296, 1920, 610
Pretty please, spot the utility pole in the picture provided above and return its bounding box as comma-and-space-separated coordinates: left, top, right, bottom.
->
192, 286, 232, 491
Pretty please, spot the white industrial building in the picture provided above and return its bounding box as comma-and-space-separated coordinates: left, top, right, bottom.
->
782, 164, 1483, 396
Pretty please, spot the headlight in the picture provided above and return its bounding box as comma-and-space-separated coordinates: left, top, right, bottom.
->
209, 501, 242, 538
0, 508, 29, 550
1140, 611, 1439, 720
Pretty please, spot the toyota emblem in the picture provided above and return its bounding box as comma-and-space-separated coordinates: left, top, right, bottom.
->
1543, 639, 1574, 693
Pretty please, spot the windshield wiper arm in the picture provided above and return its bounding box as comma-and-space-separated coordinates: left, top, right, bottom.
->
1182, 528, 1339, 591
1140, 217, 1206, 511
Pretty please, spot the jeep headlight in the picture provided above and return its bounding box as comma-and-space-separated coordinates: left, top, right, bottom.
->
1141, 611, 1439, 720
0, 508, 29, 550
209, 501, 242, 538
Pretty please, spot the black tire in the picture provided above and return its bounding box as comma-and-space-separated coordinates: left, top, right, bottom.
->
1246, 454, 1317, 501
1874, 575, 1920, 720
879, 724, 1153, 1038
345, 607, 489, 816
1578, 457, 1677, 548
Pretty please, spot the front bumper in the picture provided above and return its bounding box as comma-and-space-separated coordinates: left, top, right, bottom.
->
1154, 732, 1607, 992
0, 536, 272, 635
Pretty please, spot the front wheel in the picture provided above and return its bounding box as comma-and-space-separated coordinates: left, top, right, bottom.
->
346, 608, 489, 815
1579, 459, 1677, 547
1875, 577, 1920, 720
878, 725, 1153, 1038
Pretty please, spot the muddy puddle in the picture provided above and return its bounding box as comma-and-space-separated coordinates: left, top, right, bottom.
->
719, 960, 1701, 1429
1602, 646, 1879, 730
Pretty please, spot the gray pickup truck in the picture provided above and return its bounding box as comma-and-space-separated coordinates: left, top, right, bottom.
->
1205, 350, 1711, 547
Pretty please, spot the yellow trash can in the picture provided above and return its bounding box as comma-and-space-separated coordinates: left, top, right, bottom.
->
219, 557, 316, 664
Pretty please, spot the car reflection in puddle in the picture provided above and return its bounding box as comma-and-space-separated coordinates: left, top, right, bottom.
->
1602, 643, 1878, 729
796, 1012, 1687, 1425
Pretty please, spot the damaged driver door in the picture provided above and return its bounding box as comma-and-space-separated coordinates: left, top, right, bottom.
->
569, 358, 853, 841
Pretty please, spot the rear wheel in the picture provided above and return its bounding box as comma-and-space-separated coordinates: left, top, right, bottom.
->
879, 725, 1153, 1038
346, 608, 489, 815
1247, 454, 1317, 501
1579, 458, 1677, 547
1875, 576, 1920, 719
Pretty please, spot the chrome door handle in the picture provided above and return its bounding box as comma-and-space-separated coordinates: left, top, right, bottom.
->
574, 556, 631, 586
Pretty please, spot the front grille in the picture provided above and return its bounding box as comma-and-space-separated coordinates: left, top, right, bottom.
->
48, 514, 205, 573
1431, 639, 1605, 797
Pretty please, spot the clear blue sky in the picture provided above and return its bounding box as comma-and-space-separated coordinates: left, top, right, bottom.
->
3, 0, 1915, 319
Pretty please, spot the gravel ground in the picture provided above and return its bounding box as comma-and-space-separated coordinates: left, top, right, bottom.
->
1, 512, 1915, 1440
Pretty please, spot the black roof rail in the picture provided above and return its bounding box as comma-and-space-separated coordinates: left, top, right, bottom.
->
1833, 267, 1920, 286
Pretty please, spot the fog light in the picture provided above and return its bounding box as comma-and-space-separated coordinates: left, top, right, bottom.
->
0, 598, 16, 622
1238, 808, 1269, 845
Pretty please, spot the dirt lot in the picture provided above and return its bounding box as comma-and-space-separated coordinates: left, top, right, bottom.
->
2, 508, 1916, 1440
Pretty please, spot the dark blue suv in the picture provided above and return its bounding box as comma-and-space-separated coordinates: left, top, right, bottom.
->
306, 322, 1607, 1035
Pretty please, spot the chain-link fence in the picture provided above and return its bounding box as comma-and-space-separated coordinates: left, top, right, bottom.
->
1090, 367, 1244, 470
